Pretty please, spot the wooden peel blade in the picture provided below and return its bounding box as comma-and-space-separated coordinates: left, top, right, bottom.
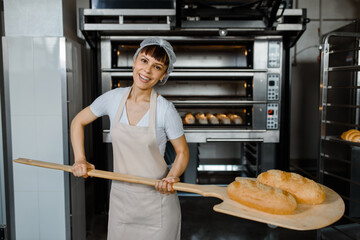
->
14, 158, 345, 230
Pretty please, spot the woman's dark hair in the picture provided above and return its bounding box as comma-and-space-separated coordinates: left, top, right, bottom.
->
139, 45, 170, 68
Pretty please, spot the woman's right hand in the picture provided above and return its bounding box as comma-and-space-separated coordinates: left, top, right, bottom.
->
72, 159, 95, 178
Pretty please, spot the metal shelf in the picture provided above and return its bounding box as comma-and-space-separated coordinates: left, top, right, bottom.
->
322, 120, 360, 129
319, 27, 360, 239
329, 46, 360, 54
322, 136, 360, 147
325, 86, 360, 89
323, 103, 360, 109
320, 153, 360, 167
328, 65, 360, 72
320, 170, 360, 186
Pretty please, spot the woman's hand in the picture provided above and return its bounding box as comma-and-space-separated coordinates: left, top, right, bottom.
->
155, 176, 180, 195
72, 159, 95, 178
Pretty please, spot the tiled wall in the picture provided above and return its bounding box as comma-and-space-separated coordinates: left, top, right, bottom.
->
290, 0, 360, 160
4, 0, 63, 37
5, 37, 68, 240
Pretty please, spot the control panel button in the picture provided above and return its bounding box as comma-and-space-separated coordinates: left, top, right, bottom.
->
266, 103, 279, 129
267, 74, 280, 100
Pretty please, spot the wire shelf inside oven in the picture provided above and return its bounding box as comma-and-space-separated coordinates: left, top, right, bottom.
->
178, 106, 252, 128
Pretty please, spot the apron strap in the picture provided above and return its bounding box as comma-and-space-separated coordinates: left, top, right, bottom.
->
149, 89, 157, 130
113, 87, 131, 124
113, 87, 157, 130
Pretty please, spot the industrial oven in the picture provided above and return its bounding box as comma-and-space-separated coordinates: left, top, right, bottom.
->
80, 1, 307, 185
99, 36, 284, 183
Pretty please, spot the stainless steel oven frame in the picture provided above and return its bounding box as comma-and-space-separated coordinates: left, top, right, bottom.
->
100, 36, 283, 144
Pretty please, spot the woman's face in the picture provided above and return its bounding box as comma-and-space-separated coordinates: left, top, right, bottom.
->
132, 52, 167, 91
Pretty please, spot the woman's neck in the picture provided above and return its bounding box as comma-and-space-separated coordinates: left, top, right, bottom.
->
129, 85, 152, 103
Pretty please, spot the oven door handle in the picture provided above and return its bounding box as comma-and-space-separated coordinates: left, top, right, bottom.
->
170, 72, 255, 77
107, 71, 257, 77
206, 138, 264, 142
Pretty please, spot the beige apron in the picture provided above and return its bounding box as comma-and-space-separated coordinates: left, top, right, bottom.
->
108, 88, 181, 240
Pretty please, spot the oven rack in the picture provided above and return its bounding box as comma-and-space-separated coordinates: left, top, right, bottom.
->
319, 28, 360, 239
183, 124, 250, 128
172, 100, 264, 106
322, 136, 360, 148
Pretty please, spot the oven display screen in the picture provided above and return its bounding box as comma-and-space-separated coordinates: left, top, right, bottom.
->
268, 41, 281, 68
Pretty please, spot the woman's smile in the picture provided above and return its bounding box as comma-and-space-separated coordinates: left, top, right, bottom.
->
139, 73, 151, 82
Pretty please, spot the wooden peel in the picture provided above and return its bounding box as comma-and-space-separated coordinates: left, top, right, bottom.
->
14, 158, 345, 231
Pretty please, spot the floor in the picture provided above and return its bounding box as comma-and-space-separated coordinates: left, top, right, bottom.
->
87, 196, 319, 240
180, 197, 317, 240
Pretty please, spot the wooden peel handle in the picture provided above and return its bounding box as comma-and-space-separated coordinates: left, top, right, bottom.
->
14, 158, 158, 185
13, 158, 209, 196
14, 158, 73, 172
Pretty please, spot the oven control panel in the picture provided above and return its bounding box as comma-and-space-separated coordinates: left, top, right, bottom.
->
267, 74, 280, 100
268, 41, 281, 68
266, 103, 278, 129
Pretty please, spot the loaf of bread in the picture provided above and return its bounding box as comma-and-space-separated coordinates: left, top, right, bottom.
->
227, 179, 297, 215
206, 113, 219, 124
195, 113, 208, 124
183, 113, 195, 124
228, 113, 243, 124
341, 129, 360, 143
257, 170, 326, 204
216, 113, 231, 124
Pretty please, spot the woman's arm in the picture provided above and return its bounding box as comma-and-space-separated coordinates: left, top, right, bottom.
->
71, 106, 98, 178
155, 135, 189, 194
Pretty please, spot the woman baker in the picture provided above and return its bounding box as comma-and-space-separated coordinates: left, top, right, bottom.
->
70, 38, 189, 240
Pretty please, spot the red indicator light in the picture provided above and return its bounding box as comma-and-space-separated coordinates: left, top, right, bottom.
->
268, 109, 274, 115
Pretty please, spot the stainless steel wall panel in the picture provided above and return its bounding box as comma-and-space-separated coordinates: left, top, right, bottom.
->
0, 97, 6, 240
252, 72, 267, 101
101, 72, 112, 94
1, 36, 16, 240
101, 38, 111, 69
253, 39, 268, 69
65, 39, 86, 240
253, 104, 267, 129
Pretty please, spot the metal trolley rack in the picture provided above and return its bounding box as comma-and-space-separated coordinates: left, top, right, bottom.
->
319, 23, 360, 239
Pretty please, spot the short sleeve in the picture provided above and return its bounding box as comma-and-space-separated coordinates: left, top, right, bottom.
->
90, 89, 116, 117
164, 102, 184, 140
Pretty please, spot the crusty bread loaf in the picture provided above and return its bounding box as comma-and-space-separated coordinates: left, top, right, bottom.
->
341, 129, 360, 142
195, 113, 208, 124
184, 113, 195, 124
227, 179, 297, 215
216, 113, 231, 124
206, 113, 219, 124
257, 170, 326, 204
228, 113, 243, 124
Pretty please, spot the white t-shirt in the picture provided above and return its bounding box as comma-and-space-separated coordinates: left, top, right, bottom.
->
90, 87, 184, 156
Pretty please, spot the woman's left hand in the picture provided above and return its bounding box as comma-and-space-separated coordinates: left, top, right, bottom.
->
155, 177, 180, 195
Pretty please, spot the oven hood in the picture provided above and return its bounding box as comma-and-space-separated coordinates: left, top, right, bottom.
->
80, 0, 308, 48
